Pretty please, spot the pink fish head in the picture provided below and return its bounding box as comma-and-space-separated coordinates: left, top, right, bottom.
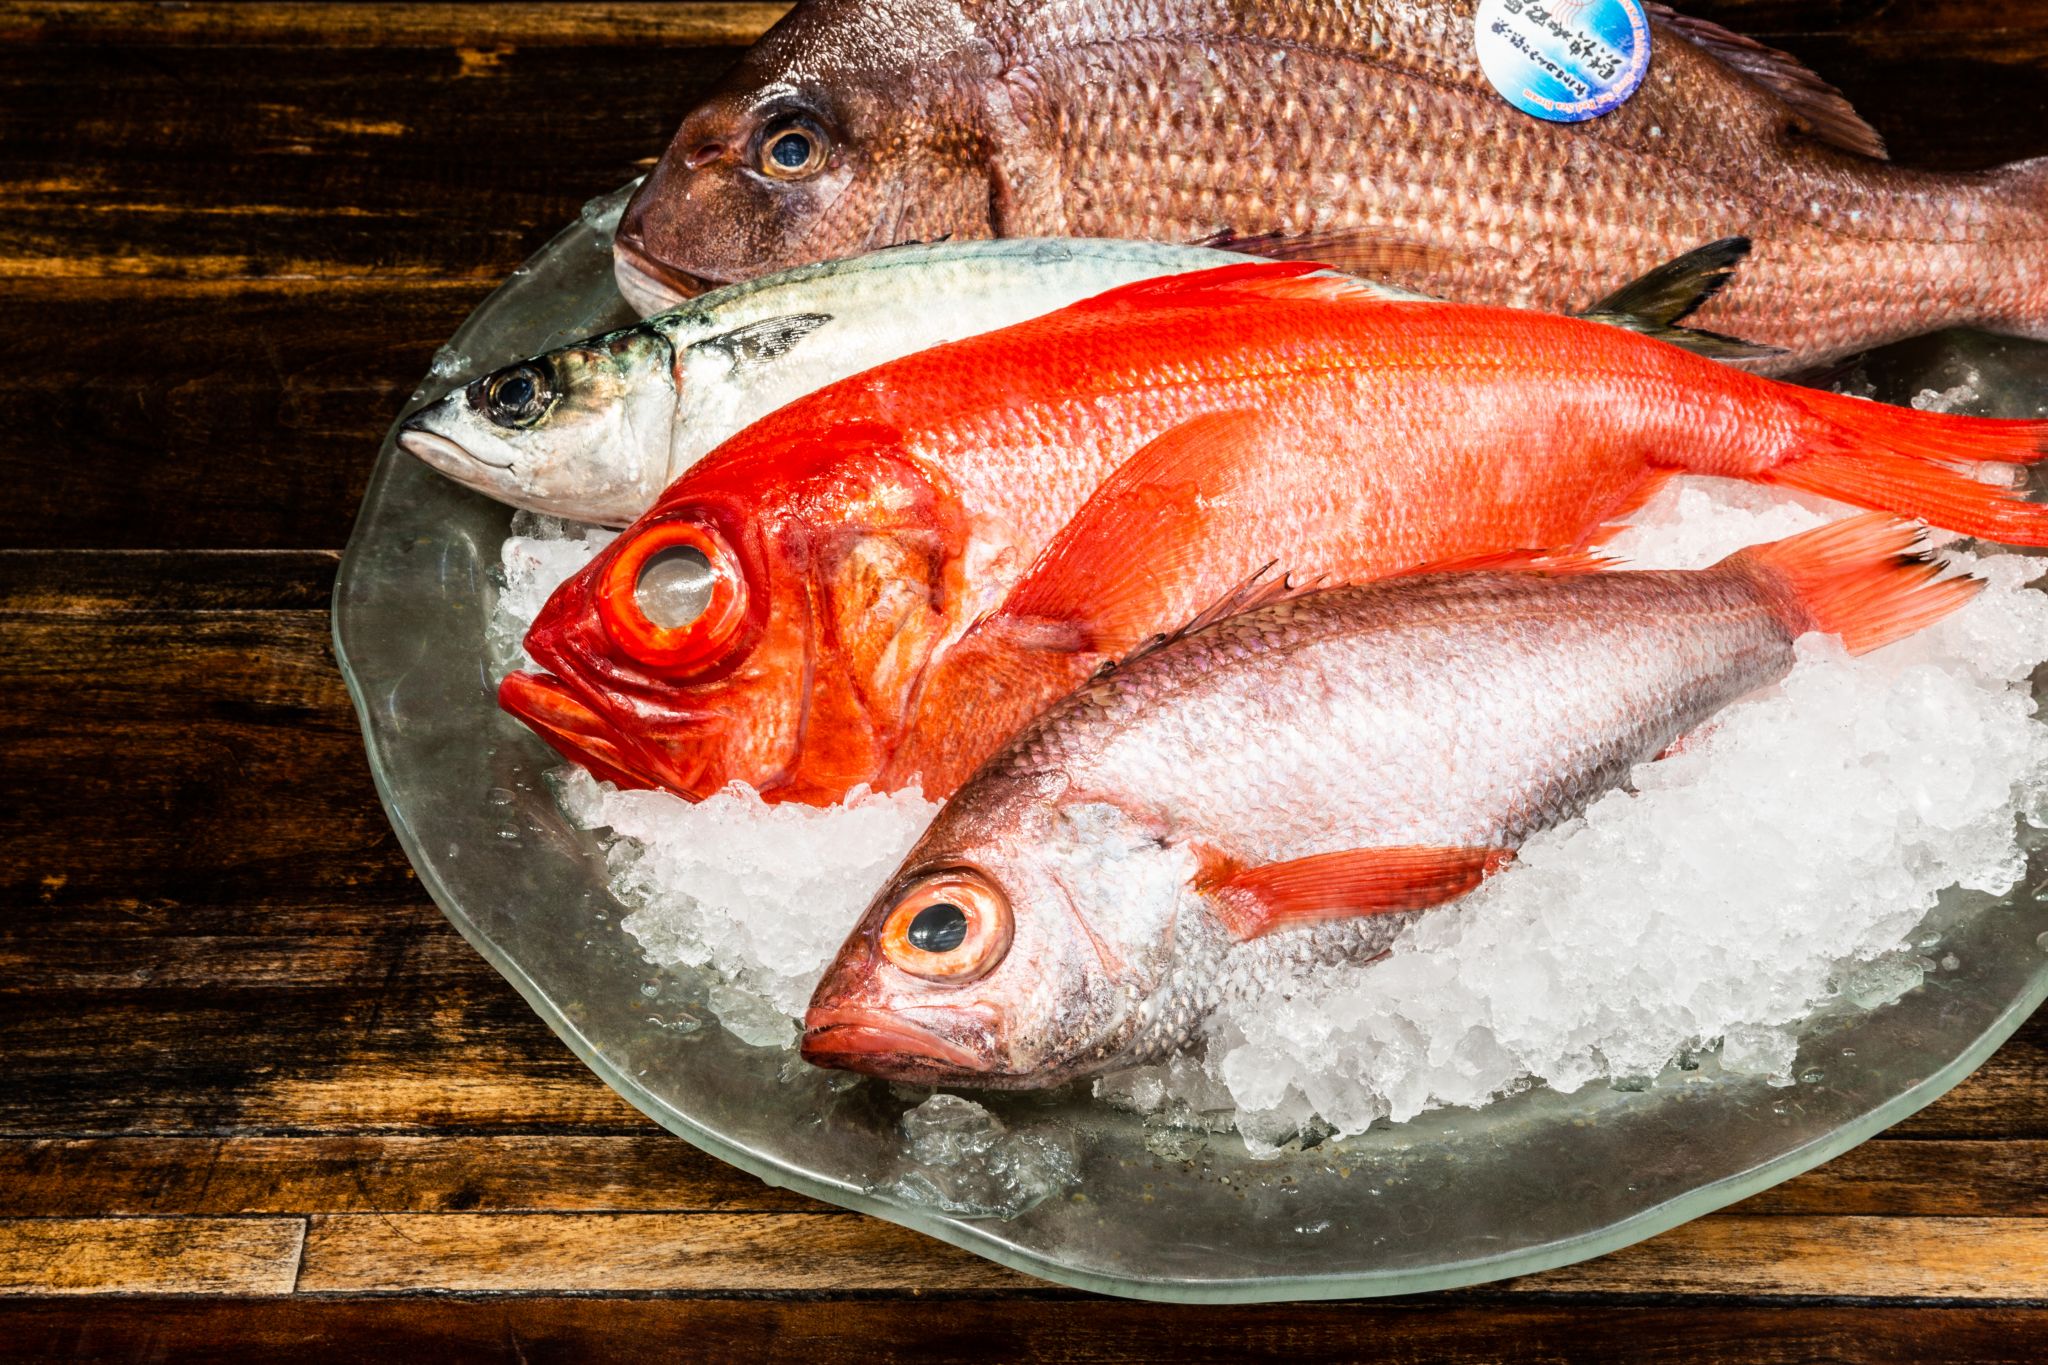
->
802, 781, 1192, 1087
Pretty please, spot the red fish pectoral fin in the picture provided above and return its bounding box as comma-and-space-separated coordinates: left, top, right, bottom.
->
1001, 408, 1294, 657
1195, 845, 1517, 942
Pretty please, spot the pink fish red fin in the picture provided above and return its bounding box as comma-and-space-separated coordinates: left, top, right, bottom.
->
1195, 844, 1517, 941
1648, 3, 1888, 160
998, 409, 1291, 657
1070, 260, 1394, 312
1721, 513, 1982, 656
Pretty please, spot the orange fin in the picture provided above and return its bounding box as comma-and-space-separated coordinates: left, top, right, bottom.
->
1196, 845, 1516, 941
1721, 513, 1982, 656
1648, 3, 1888, 160
998, 409, 1290, 655
1760, 388, 2048, 545
1071, 260, 1395, 312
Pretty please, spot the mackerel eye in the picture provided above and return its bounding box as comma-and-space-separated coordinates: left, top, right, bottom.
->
758, 118, 828, 180
596, 520, 749, 672
880, 872, 1012, 983
475, 362, 552, 428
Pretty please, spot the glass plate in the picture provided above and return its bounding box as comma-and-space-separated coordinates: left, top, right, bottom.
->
334, 186, 2048, 1302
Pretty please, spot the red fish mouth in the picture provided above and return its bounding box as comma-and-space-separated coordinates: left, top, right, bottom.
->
498, 669, 719, 799
800, 1006, 992, 1078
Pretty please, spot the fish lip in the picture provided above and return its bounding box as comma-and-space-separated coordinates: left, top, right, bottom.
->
800, 1006, 992, 1076
396, 423, 514, 473
612, 231, 722, 312
498, 670, 720, 798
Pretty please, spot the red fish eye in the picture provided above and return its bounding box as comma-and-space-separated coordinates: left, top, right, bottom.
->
879, 872, 1013, 983
597, 520, 748, 671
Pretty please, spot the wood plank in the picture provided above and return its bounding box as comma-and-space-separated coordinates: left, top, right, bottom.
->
0, 1136, 822, 1216
288, 1210, 2048, 1297
0, 1218, 304, 1296
3, 1300, 2048, 1365
295, 1211, 1036, 1292
0, 550, 337, 616
0, 3, 790, 48
1514, 1215, 2048, 1299
0, 1135, 2036, 1220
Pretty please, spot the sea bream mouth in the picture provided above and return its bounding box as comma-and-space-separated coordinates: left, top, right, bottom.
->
498, 669, 723, 799
611, 228, 722, 314
799, 1006, 997, 1080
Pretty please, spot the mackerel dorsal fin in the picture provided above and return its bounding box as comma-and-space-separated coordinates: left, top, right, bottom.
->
1578, 237, 1784, 360
1072, 260, 1395, 313
1647, 3, 1889, 160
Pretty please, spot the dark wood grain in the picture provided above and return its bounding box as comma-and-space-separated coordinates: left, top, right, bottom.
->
3, 1300, 2048, 1365
4, 0, 2048, 1356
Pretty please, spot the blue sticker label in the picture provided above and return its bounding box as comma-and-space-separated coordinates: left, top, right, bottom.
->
1475, 0, 1652, 123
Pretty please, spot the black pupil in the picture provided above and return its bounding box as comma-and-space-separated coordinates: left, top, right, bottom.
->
770, 131, 812, 169
906, 903, 968, 953
495, 373, 534, 410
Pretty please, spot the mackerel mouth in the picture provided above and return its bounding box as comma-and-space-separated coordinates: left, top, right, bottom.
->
396, 424, 512, 474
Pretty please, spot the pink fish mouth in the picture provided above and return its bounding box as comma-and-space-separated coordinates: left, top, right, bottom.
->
498, 670, 720, 799
800, 1006, 993, 1079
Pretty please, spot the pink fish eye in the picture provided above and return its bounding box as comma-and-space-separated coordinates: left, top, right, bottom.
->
879, 872, 1013, 983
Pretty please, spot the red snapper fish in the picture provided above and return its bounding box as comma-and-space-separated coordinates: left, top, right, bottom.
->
801, 517, 1978, 1087
501, 263, 2048, 807
614, 0, 2048, 369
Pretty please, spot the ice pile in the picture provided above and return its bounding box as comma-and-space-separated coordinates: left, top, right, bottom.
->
488, 480, 2048, 1153
880, 1094, 1080, 1217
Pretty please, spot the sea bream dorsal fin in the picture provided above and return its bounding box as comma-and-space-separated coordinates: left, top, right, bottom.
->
1647, 3, 1889, 160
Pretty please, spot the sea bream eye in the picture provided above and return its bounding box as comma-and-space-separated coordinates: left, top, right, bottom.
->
758, 118, 827, 180
879, 872, 1012, 982
474, 362, 553, 428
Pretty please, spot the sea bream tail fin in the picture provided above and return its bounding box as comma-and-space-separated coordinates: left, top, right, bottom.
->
1721, 513, 1981, 656
1195, 844, 1517, 941
1577, 238, 1785, 361
1753, 386, 2048, 544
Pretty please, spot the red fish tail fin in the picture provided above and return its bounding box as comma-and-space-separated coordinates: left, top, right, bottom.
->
1723, 514, 1981, 656
1753, 385, 2048, 545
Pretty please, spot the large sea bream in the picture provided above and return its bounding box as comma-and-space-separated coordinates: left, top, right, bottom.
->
615, 0, 2048, 368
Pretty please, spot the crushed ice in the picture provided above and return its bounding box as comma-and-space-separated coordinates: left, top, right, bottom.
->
879, 1095, 1080, 1217
488, 480, 2048, 1157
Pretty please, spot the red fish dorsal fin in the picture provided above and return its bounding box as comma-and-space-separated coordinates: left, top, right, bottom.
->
1069, 260, 1394, 313
1194, 845, 1518, 941
1647, 3, 1888, 160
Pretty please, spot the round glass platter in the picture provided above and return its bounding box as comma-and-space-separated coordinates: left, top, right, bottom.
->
333, 186, 2048, 1302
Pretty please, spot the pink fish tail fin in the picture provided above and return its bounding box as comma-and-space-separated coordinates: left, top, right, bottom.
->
1722, 513, 1981, 656
1752, 385, 2048, 546
1991, 154, 2048, 341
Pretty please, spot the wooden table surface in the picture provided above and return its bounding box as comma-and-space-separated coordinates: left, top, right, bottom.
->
3, 2, 2047, 1359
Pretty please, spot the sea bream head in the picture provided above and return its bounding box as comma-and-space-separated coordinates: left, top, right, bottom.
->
499, 421, 969, 801
614, 0, 1007, 309
802, 768, 1202, 1089
397, 326, 679, 525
